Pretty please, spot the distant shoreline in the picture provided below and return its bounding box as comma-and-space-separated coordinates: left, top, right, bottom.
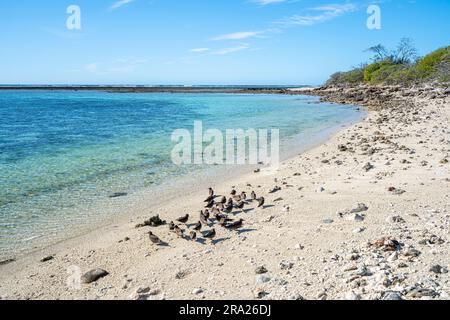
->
0, 85, 311, 94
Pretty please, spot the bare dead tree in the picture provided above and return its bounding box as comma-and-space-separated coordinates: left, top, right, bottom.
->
365, 44, 390, 62
393, 38, 418, 64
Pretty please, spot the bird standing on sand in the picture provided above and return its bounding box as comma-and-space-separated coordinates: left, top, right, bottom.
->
177, 214, 189, 224
209, 188, 214, 197
258, 197, 265, 208
241, 192, 247, 201
230, 189, 237, 196
193, 221, 202, 231
215, 212, 231, 222
148, 232, 163, 245
232, 194, 242, 202
203, 229, 216, 242
169, 221, 175, 231
251, 191, 257, 201
220, 196, 227, 204
218, 215, 233, 227
225, 219, 244, 231
235, 201, 245, 212
190, 231, 197, 241
205, 199, 214, 208
200, 212, 209, 225
224, 201, 233, 213
174, 225, 184, 238
218, 216, 228, 227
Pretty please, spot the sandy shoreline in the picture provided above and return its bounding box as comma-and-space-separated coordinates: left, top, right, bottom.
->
1, 85, 449, 300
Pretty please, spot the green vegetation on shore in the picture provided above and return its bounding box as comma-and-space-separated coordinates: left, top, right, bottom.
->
327, 39, 450, 86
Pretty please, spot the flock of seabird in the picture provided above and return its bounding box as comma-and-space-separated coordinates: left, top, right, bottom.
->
148, 188, 266, 245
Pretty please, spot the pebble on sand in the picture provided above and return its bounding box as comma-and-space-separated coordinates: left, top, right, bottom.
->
81, 268, 109, 284
40, 255, 54, 263
256, 274, 271, 284
255, 266, 268, 274
192, 288, 204, 295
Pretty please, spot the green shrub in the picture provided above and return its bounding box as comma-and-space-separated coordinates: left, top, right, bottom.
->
325, 43, 450, 86
364, 60, 397, 83
371, 64, 421, 85
416, 46, 450, 78
326, 68, 364, 86
364, 63, 381, 82
435, 59, 450, 83
369, 64, 401, 84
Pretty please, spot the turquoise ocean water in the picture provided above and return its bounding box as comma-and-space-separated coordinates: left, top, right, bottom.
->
0, 90, 363, 259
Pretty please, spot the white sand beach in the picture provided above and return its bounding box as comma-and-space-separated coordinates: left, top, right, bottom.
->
1, 87, 449, 300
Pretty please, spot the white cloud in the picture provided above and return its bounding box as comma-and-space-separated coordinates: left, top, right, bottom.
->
211, 44, 250, 55
211, 31, 263, 41
252, 0, 288, 5
109, 0, 134, 11
189, 48, 210, 53
83, 58, 148, 74
277, 3, 357, 26
85, 63, 98, 73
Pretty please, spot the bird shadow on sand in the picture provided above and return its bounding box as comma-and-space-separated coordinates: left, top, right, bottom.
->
195, 238, 207, 245
193, 237, 230, 245
236, 228, 257, 235
231, 208, 254, 215
157, 241, 170, 247
261, 205, 275, 209
212, 237, 231, 245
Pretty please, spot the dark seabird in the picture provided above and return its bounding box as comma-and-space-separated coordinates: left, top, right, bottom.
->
224, 202, 233, 213
174, 225, 185, 238
215, 212, 231, 222
168, 221, 176, 231
216, 202, 225, 210
203, 228, 216, 242
200, 213, 209, 225
220, 196, 227, 204
225, 219, 244, 231
218, 215, 233, 227
190, 231, 197, 241
205, 199, 215, 208
258, 197, 265, 208
251, 191, 257, 201
235, 201, 245, 211
230, 189, 237, 196
193, 221, 202, 231
218, 216, 227, 227
177, 214, 189, 224
209, 188, 214, 197
233, 195, 242, 202
148, 232, 162, 245
241, 192, 247, 201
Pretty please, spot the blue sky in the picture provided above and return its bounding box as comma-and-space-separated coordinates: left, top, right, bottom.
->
0, 0, 449, 85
